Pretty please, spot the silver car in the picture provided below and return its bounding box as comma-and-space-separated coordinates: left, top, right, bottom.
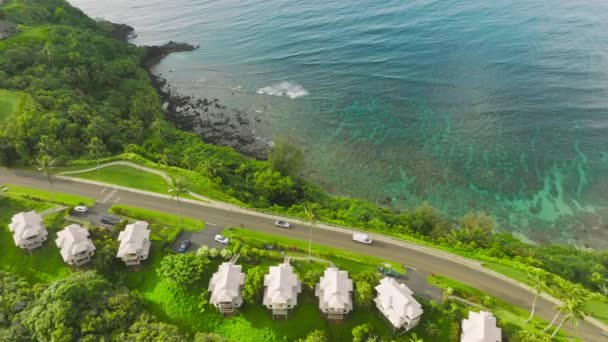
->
274, 220, 291, 228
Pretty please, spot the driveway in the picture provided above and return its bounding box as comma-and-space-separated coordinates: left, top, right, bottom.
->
172, 223, 226, 252
401, 267, 443, 302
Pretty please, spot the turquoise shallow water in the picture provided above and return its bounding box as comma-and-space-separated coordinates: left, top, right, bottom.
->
69, 0, 608, 245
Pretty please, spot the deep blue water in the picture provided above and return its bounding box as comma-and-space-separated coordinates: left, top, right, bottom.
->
70, 0, 608, 246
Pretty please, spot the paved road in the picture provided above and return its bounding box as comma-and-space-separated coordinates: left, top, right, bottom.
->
1, 168, 606, 341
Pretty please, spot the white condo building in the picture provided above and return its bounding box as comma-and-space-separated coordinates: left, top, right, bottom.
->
374, 277, 423, 331
208, 262, 246, 314
8, 211, 47, 250
461, 311, 502, 342
116, 221, 151, 266
55, 224, 96, 266
263, 262, 302, 318
315, 267, 353, 319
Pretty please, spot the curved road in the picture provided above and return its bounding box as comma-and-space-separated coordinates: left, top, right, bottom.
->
1, 168, 606, 341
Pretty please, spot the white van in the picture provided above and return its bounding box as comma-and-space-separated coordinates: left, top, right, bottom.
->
352, 233, 373, 245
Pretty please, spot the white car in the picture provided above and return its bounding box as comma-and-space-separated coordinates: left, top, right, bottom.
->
352, 233, 373, 245
214, 234, 229, 244
73, 206, 88, 214
274, 220, 291, 228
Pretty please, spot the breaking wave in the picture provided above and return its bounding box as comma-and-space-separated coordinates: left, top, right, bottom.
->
256, 81, 309, 99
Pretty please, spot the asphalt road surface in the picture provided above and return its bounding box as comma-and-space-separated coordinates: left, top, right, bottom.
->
1, 168, 605, 341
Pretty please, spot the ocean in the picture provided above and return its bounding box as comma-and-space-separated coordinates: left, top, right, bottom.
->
68, 0, 608, 247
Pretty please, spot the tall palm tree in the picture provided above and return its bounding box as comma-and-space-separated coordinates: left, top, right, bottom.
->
168, 178, 188, 228
526, 268, 548, 322
37, 155, 55, 201
303, 204, 317, 261
543, 303, 563, 332
551, 297, 586, 338
423, 321, 440, 337
86, 136, 104, 176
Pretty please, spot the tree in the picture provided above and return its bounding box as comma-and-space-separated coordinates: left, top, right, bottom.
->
352, 323, 372, 342
424, 321, 440, 337
119, 313, 188, 342
407, 333, 424, 342
157, 253, 208, 287
37, 154, 56, 201
220, 248, 233, 260
303, 204, 318, 261
199, 289, 209, 313
354, 280, 374, 308
526, 268, 548, 322
242, 266, 266, 303
267, 138, 304, 177
168, 178, 188, 228
86, 136, 105, 175
297, 330, 326, 342
23, 271, 142, 341
515, 329, 550, 342
551, 297, 586, 338
194, 332, 228, 342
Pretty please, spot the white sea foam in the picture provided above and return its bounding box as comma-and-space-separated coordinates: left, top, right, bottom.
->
256, 81, 309, 99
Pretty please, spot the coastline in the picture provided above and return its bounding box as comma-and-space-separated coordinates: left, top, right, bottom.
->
108, 22, 608, 250
111, 24, 272, 160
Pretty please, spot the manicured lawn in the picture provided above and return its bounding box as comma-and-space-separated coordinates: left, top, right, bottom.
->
2, 184, 96, 207
0, 89, 22, 120
0, 26, 50, 50
586, 299, 608, 325
0, 197, 71, 283
223, 227, 405, 274
73, 165, 170, 194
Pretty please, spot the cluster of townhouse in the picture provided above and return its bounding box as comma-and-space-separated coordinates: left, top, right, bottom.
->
8, 211, 151, 267
8, 210, 502, 340
207, 261, 501, 341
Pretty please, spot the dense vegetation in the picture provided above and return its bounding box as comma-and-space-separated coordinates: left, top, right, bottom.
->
0, 0, 606, 308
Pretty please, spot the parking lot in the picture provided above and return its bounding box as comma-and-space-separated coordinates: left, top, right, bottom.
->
172, 223, 226, 253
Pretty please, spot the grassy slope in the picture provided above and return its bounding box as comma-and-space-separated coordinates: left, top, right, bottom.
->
2, 184, 96, 206
73, 165, 170, 194
0, 197, 71, 283
0, 89, 22, 120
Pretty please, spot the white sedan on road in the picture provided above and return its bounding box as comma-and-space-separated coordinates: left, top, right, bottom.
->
214, 235, 229, 244
73, 206, 88, 214
274, 220, 291, 228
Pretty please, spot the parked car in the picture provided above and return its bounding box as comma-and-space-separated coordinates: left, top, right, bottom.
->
214, 235, 229, 244
100, 215, 120, 225
177, 239, 191, 253
377, 266, 401, 278
263, 244, 276, 251
73, 206, 88, 214
352, 232, 373, 244
274, 220, 291, 228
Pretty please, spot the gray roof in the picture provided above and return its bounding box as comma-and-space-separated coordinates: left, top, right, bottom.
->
208, 262, 246, 305
55, 224, 96, 262
117, 221, 151, 257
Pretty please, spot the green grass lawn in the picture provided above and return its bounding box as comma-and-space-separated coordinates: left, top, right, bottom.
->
0, 89, 22, 120
0, 197, 71, 283
1, 184, 96, 207
586, 299, 608, 325
0, 26, 49, 50
73, 165, 170, 194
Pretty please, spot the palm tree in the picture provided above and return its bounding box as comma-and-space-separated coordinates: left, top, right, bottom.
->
86, 136, 104, 176
168, 178, 188, 228
526, 268, 548, 322
551, 297, 586, 338
423, 321, 440, 337
303, 204, 317, 261
542, 302, 563, 332
37, 155, 55, 201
